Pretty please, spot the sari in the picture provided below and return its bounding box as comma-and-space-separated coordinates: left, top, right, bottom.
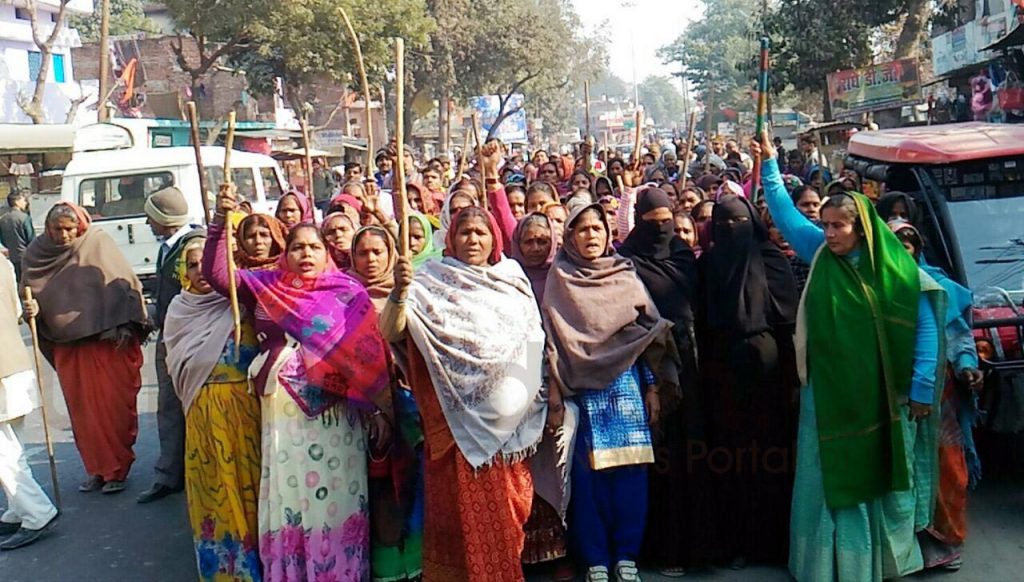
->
165, 290, 261, 582
202, 222, 391, 581
21, 202, 148, 483
401, 208, 546, 581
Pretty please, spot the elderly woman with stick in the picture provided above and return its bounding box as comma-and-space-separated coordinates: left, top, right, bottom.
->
751, 136, 944, 581
21, 202, 150, 496
380, 204, 548, 582
205, 184, 393, 581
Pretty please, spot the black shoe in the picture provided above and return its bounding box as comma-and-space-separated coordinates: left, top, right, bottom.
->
0, 521, 21, 536
0, 515, 57, 551
135, 483, 181, 504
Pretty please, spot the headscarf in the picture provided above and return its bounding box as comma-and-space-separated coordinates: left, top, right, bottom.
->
321, 212, 357, 270
434, 190, 480, 250
592, 175, 615, 198
875, 191, 919, 224
889, 219, 972, 327
406, 182, 438, 216
511, 213, 557, 305
404, 252, 546, 469
237, 258, 389, 413
235, 213, 286, 270
409, 212, 443, 270
543, 203, 679, 394
277, 190, 314, 225
346, 226, 397, 313
330, 193, 364, 216
22, 202, 149, 343
802, 192, 921, 509
619, 188, 697, 325
701, 195, 799, 337
781, 174, 804, 193
443, 206, 504, 265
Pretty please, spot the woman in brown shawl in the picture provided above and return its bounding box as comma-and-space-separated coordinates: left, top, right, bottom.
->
234, 213, 286, 270
542, 203, 679, 582
21, 202, 149, 494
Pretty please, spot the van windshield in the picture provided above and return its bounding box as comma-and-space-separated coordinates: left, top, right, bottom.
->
948, 196, 1024, 296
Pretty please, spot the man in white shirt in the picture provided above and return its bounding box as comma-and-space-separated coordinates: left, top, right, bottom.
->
0, 253, 58, 550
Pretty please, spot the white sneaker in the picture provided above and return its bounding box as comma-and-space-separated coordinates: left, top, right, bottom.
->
586, 565, 610, 582
615, 560, 641, 582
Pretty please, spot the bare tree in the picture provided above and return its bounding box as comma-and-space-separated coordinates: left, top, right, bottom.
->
17, 0, 74, 124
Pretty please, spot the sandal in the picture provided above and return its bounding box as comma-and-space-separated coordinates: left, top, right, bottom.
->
615, 560, 641, 582
79, 475, 105, 492
585, 566, 609, 582
102, 480, 127, 494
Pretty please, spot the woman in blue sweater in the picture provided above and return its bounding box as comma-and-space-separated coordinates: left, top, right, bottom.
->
750, 136, 944, 581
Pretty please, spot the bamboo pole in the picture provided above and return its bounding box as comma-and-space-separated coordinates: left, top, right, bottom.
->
338, 6, 374, 174
222, 111, 242, 361
684, 111, 697, 178
752, 37, 770, 202
186, 101, 212, 225
394, 38, 410, 257
300, 117, 316, 219
632, 110, 644, 168
22, 288, 61, 510
470, 112, 487, 210
456, 129, 471, 180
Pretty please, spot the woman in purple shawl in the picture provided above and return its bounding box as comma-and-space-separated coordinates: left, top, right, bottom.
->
511, 213, 557, 306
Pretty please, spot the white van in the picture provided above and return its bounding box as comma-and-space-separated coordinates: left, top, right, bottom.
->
51, 146, 287, 278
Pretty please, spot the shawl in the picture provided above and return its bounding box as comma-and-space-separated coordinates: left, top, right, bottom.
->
406, 182, 438, 216
163, 291, 236, 415
405, 256, 547, 469
409, 212, 443, 270
322, 212, 356, 270
803, 192, 921, 509
235, 213, 286, 270
543, 203, 679, 394
346, 226, 397, 313
511, 213, 557, 305
22, 203, 148, 343
619, 188, 697, 325
237, 266, 389, 409
701, 195, 799, 336
277, 190, 314, 225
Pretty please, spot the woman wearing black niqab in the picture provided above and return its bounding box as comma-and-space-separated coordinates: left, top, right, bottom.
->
619, 188, 708, 574
696, 194, 800, 568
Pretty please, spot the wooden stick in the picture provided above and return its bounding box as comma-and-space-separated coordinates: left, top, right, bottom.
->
704, 88, 714, 174
584, 80, 591, 140
393, 38, 410, 257
632, 110, 644, 168
186, 101, 212, 225
470, 112, 488, 211
752, 37, 770, 203
299, 117, 316, 220
338, 6, 374, 174
22, 287, 61, 511
222, 111, 242, 361
683, 110, 697, 178
456, 129, 471, 180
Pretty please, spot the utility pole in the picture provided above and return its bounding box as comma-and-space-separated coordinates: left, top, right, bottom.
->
97, 0, 110, 121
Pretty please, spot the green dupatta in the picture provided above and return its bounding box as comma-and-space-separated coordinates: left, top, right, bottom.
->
409, 212, 443, 270
803, 193, 921, 509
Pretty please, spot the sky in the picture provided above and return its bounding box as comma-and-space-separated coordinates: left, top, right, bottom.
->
572, 0, 702, 83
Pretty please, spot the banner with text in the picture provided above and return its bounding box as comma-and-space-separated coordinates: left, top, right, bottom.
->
827, 59, 923, 118
470, 94, 529, 143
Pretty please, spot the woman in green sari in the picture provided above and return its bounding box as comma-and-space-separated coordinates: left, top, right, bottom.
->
752, 137, 944, 581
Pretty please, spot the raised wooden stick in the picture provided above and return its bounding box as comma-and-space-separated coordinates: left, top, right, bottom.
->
584, 80, 591, 140
470, 112, 488, 210
222, 111, 242, 361
704, 88, 714, 174
338, 6, 374, 174
299, 117, 316, 219
456, 128, 471, 180
752, 37, 771, 202
393, 38, 410, 257
683, 110, 697, 178
186, 101, 212, 225
22, 287, 61, 510
632, 110, 644, 168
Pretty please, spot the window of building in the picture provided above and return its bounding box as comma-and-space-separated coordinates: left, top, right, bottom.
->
52, 54, 65, 83
27, 51, 42, 82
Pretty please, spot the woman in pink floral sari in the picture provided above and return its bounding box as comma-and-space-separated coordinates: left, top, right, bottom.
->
204, 185, 393, 581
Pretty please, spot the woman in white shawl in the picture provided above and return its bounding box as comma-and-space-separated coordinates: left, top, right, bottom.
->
381, 205, 548, 582
164, 238, 262, 582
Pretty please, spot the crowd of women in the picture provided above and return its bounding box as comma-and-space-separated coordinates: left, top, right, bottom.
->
10, 128, 985, 582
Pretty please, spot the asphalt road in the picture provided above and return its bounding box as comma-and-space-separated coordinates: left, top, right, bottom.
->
2, 338, 1023, 581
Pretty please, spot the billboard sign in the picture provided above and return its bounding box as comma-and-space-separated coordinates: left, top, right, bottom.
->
827, 58, 923, 118
470, 94, 529, 143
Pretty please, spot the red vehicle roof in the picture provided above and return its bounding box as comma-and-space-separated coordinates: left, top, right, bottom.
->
847, 122, 1024, 164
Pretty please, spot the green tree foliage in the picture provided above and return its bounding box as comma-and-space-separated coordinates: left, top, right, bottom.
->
69, 0, 159, 41
589, 73, 631, 102
637, 75, 687, 129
